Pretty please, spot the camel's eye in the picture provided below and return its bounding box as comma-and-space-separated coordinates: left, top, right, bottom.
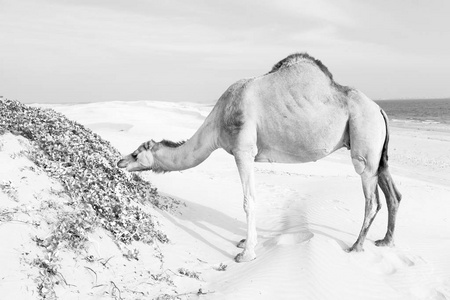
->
132, 152, 138, 159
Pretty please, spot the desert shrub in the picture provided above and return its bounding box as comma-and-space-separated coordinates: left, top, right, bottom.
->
0, 99, 168, 246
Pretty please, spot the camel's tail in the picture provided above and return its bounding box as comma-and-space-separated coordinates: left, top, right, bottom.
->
378, 109, 402, 200
378, 109, 390, 171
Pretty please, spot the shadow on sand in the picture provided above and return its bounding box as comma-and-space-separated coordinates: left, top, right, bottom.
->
156, 191, 362, 258
158, 193, 247, 259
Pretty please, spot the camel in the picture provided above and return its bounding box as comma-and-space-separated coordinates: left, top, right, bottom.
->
117, 53, 402, 263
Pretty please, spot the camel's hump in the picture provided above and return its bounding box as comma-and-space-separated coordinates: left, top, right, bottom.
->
269, 52, 334, 81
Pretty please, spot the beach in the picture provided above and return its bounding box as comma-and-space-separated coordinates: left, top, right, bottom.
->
1, 100, 450, 299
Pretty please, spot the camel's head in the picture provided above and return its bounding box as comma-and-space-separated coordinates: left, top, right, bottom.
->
117, 140, 156, 172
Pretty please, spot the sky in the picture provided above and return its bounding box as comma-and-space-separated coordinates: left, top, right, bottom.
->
1, 0, 450, 103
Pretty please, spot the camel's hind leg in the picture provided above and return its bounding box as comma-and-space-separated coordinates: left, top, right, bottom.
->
348, 172, 381, 252
375, 166, 402, 247
375, 109, 402, 247
347, 96, 387, 252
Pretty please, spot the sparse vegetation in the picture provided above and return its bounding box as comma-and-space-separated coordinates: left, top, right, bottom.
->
0, 208, 14, 222
216, 263, 228, 271
123, 248, 140, 261
177, 268, 200, 280
33, 255, 61, 299
0, 180, 19, 202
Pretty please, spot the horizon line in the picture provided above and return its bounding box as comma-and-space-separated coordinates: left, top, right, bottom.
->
2, 95, 450, 105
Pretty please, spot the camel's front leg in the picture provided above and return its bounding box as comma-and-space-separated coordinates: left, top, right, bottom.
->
234, 151, 257, 262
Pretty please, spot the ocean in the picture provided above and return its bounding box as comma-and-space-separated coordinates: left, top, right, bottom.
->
375, 99, 450, 124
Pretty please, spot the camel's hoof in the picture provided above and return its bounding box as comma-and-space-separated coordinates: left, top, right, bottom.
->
346, 244, 364, 253
236, 239, 246, 249
375, 238, 394, 247
234, 251, 256, 263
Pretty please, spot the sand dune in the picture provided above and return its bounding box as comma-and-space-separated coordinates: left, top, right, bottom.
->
2, 100, 450, 299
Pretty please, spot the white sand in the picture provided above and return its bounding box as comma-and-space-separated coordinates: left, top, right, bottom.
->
2, 101, 450, 299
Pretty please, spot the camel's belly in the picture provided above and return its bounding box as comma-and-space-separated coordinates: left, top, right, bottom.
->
253, 114, 349, 164
255, 146, 340, 163
253, 102, 349, 164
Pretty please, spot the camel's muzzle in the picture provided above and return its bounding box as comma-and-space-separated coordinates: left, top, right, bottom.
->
117, 159, 127, 168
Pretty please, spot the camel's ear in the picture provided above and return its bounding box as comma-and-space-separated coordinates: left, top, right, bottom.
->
143, 139, 156, 150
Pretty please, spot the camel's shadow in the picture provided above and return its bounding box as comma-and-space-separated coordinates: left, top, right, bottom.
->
157, 193, 247, 259
156, 191, 358, 258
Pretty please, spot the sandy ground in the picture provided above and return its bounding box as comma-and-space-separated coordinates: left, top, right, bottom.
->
2, 100, 450, 299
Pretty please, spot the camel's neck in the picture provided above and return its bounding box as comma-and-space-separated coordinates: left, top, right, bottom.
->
152, 118, 218, 172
